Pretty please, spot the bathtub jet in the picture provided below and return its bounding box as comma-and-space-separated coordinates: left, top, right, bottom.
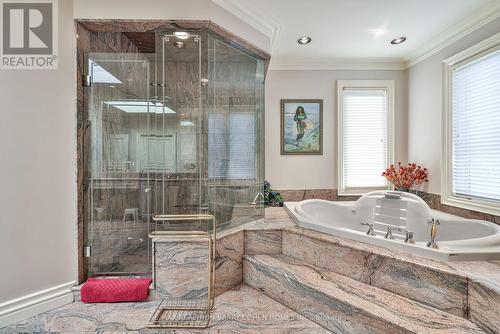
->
285, 191, 500, 261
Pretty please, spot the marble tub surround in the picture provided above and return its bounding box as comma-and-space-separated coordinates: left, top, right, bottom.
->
257, 207, 498, 332
282, 230, 468, 316
243, 254, 483, 334
4, 285, 330, 334
214, 231, 244, 296
244, 230, 282, 255
469, 279, 500, 334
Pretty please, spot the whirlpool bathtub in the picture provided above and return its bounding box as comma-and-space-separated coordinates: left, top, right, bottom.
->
285, 191, 500, 261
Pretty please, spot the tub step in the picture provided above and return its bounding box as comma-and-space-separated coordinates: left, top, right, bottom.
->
282, 230, 468, 317
243, 254, 484, 334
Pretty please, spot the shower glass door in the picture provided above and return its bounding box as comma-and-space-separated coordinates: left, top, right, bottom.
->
86, 52, 157, 276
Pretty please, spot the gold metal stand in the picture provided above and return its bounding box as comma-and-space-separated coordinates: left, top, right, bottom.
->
148, 214, 216, 329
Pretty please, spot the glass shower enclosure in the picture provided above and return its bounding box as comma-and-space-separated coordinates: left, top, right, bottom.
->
83, 29, 265, 277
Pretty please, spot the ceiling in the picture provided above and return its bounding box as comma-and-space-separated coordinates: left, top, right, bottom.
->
216, 0, 500, 69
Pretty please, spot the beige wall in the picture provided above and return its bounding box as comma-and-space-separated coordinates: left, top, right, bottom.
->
408, 17, 500, 194
265, 70, 408, 190
0, 0, 77, 303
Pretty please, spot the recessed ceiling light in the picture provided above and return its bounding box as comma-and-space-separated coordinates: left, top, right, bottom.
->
174, 41, 185, 49
297, 36, 311, 45
174, 31, 190, 40
370, 25, 388, 39
391, 36, 407, 45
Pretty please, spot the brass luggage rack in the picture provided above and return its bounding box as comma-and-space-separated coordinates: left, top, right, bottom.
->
148, 214, 216, 329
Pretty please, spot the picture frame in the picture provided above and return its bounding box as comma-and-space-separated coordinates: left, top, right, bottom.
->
280, 99, 323, 155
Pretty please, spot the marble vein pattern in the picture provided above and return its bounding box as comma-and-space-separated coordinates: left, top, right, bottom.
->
243, 254, 483, 334
2, 285, 331, 334
215, 231, 244, 296
468, 278, 500, 334
282, 230, 468, 316
245, 230, 282, 255
153, 238, 210, 299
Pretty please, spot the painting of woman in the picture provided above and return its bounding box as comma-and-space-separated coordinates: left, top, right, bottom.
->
280, 99, 323, 155
293, 106, 308, 141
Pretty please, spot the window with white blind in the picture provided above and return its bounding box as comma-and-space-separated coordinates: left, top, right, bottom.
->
337, 80, 394, 195
443, 34, 500, 214
208, 111, 256, 180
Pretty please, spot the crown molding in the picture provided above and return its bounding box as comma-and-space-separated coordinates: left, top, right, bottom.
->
211, 0, 282, 55
404, 1, 500, 68
270, 58, 406, 71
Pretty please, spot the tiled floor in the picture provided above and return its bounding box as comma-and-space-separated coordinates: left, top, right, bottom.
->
1, 285, 331, 333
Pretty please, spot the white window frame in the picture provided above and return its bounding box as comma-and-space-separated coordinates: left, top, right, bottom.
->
442, 32, 500, 216
337, 80, 395, 196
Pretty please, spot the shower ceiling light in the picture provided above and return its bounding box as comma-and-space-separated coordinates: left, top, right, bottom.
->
180, 120, 195, 127
174, 31, 190, 40
297, 36, 311, 45
104, 101, 176, 114
174, 41, 185, 49
391, 36, 407, 45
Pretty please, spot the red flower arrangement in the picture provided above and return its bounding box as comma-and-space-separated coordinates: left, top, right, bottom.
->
382, 162, 428, 191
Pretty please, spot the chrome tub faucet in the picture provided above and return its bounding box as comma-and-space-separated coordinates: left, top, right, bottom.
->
427, 218, 440, 249
361, 222, 376, 236
385, 226, 399, 239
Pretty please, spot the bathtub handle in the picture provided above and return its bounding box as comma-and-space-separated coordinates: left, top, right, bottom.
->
361, 222, 376, 236
427, 218, 440, 249
385, 226, 400, 239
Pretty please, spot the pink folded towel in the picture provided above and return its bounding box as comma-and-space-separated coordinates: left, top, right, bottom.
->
81, 277, 152, 303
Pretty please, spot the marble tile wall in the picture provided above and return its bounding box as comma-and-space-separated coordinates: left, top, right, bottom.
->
245, 230, 282, 255
215, 231, 244, 296
282, 230, 468, 317
153, 237, 210, 299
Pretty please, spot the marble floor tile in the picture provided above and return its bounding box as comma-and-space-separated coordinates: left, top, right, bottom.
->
2, 285, 331, 334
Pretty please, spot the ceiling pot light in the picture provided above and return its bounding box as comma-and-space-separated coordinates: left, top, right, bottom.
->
174, 41, 185, 49
174, 31, 190, 40
391, 36, 407, 45
297, 36, 311, 45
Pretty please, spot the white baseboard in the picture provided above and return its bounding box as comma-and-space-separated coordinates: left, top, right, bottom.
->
0, 281, 76, 328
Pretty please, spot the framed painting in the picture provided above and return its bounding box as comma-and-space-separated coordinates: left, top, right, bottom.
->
280, 99, 323, 155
